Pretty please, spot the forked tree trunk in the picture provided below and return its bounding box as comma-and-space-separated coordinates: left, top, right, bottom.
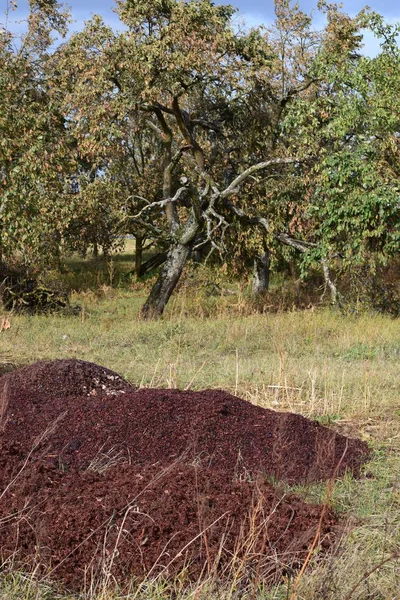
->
141, 242, 191, 318
252, 248, 270, 295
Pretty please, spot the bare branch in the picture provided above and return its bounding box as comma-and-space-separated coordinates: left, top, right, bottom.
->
224, 197, 259, 221
172, 96, 206, 172
146, 120, 164, 137
220, 157, 298, 198
126, 218, 163, 237
280, 78, 318, 108
141, 102, 175, 116
192, 118, 222, 134
130, 186, 188, 219
165, 147, 189, 178
195, 206, 230, 253
275, 232, 316, 252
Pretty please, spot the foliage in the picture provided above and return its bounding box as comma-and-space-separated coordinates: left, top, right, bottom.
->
283, 10, 400, 272
0, 2, 74, 267
0, 0, 399, 315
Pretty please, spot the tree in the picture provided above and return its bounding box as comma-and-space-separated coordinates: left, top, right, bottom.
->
2, 0, 398, 316
56, 0, 333, 316
0, 1, 73, 269
283, 6, 400, 278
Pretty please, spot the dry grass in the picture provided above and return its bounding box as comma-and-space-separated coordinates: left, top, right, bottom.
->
1, 289, 398, 421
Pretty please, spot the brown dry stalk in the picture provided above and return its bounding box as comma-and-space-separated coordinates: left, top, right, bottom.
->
0, 379, 10, 432
289, 440, 349, 600
150, 511, 230, 584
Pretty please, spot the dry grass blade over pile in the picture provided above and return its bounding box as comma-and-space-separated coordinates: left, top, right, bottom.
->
0, 289, 399, 599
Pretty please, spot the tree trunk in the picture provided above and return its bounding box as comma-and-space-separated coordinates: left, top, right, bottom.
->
141, 213, 200, 318
252, 248, 270, 295
135, 235, 143, 280
321, 258, 338, 304
92, 240, 99, 259
141, 242, 191, 318
138, 251, 168, 277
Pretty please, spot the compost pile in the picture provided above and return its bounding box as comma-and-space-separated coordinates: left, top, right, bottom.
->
0, 359, 370, 591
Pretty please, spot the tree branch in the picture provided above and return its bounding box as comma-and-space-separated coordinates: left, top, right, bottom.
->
280, 78, 318, 108
125, 218, 163, 237
141, 102, 175, 116
275, 232, 316, 252
220, 157, 298, 198
224, 199, 316, 253
129, 186, 188, 219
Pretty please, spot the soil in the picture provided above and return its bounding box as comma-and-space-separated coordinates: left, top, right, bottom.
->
0, 359, 371, 591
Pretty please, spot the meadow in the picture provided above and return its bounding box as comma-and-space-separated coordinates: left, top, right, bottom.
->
0, 250, 399, 600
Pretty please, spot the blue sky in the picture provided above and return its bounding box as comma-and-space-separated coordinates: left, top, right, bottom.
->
2, 0, 399, 55
230, 0, 400, 23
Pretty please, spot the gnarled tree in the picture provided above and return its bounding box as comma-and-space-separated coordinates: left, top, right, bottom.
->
2, 0, 399, 316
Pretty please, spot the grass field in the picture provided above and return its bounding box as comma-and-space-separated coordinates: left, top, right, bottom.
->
0, 254, 399, 599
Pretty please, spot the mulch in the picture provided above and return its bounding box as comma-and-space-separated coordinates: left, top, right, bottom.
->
0, 359, 371, 591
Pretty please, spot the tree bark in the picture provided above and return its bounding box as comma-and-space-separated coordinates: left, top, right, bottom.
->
252, 248, 270, 295
321, 258, 338, 304
141, 242, 191, 318
92, 240, 99, 259
153, 107, 179, 232
141, 213, 200, 318
135, 235, 143, 280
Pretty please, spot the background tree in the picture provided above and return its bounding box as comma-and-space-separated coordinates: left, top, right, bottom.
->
283, 6, 400, 280
0, 1, 73, 269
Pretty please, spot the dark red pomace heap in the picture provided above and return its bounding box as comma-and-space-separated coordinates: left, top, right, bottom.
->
0, 359, 370, 590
